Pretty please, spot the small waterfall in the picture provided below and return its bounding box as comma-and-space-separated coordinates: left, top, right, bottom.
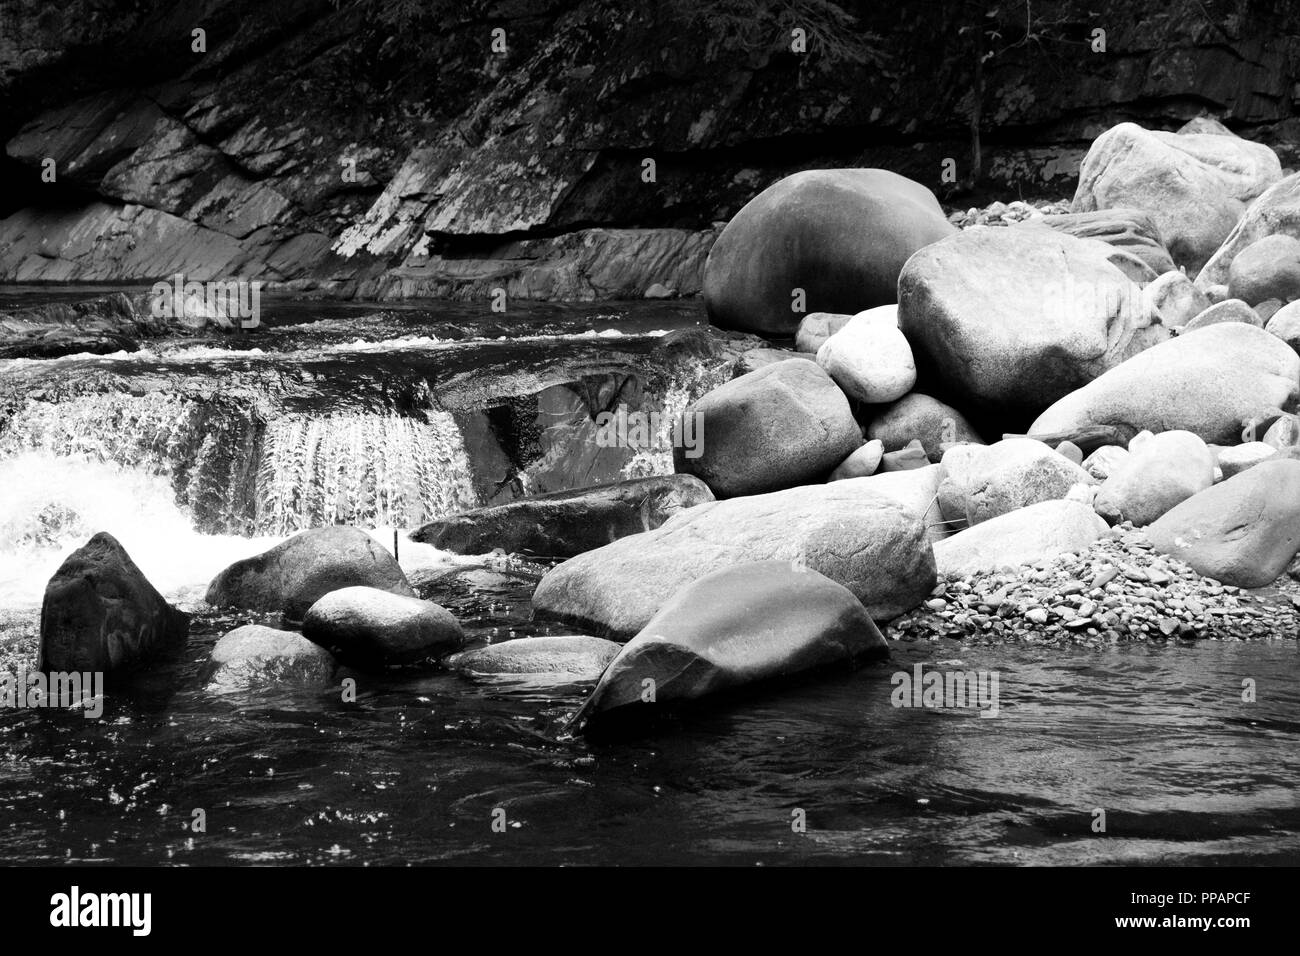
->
619, 360, 731, 479
256, 410, 478, 535
0, 394, 479, 536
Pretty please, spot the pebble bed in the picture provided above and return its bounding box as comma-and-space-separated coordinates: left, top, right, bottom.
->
946, 198, 1072, 229
885, 525, 1300, 646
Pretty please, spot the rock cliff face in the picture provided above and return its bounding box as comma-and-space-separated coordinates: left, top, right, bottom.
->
1, 0, 1298, 299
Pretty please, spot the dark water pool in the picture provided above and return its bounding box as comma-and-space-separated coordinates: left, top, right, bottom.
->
2, 567, 1297, 866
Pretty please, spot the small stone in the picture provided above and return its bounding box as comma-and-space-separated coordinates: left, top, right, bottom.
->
1158, 617, 1179, 636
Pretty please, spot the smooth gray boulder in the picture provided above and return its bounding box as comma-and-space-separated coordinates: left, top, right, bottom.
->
1227, 234, 1300, 305
1030, 323, 1300, 445
532, 479, 935, 640
1093, 430, 1215, 526
1182, 298, 1263, 331
672, 359, 862, 498
1146, 459, 1300, 587
815, 309, 916, 403
795, 311, 853, 353
1197, 172, 1300, 289
867, 392, 983, 462
933, 500, 1108, 578
898, 226, 1167, 420
567, 561, 887, 735
205, 526, 414, 619
704, 169, 955, 335
302, 586, 464, 669
963, 438, 1093, 525
828, 439, 884, 481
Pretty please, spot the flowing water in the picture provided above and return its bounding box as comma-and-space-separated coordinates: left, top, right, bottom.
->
1, 293, 1298, 866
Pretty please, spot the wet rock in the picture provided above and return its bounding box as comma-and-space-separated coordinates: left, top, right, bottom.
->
829, 439, 884, 480
1142, 270, 1211, 329
1182, 298, 1263, 331
205, 526, 415, 619
815, 309, 916, 403
898, 227, 1167, 419
532, 480, 935, 639
933, 500, 1108, 577
673, 359, 861, 498
1072, 122, 1281, 273
39, 532, 189, 674
1093, 430, 1215, 526
867, 393, 983, 462
446, 635, 621, 681
1030, 323, 1300, 445
410, 475, 713, 559
1147, 459, 1300, 587
964, 438, 1093, 525
302, 586, 464, 669
568, 561, 887, 734
703, 169, 955, 335
795, 311, 853, 353
206, 625, 335, 689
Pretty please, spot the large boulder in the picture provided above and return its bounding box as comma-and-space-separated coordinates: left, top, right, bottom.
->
1030, 323, 1300, 445
446, 635, 621, 682
1146, 459, 1300, 587
1026, 207, 1177, 276
815, 309, 916, 403
672, 359, 862, 498
410, 475, 713, 559
1093, 430, 1215, 526
932, 500, 1108, 577
703, 169, 955, 335
532, 479, 935, 639
897, 227, 1167, 422
205, 526, 414, 619
866, 392, 983, 462
301, 586, 464, 669
567, 561, 887, 734
206, 625, 336, 690
39, 532, 189, 674
1197, 172, 1300, 290
1072, 122, 1281, 274
963, 438, 1093, 525
1226, 234, 1300, 305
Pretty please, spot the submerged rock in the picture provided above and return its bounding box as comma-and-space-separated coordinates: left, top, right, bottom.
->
205, 526, 415, 619
532, 479, 935, 640
672, 359, 861, 498
410, 475, 713, 559
446, 635, 621, 681
301, 586, 464, 669
39, 532, 189, 674
704, 168, 954, 335
1146, 459, 1300, 587
206, 625, 336, 690
567, 561, 887, 735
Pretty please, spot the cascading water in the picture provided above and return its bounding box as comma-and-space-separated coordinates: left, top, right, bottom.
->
0, 393, 480, 537
256, 410, 478, 535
